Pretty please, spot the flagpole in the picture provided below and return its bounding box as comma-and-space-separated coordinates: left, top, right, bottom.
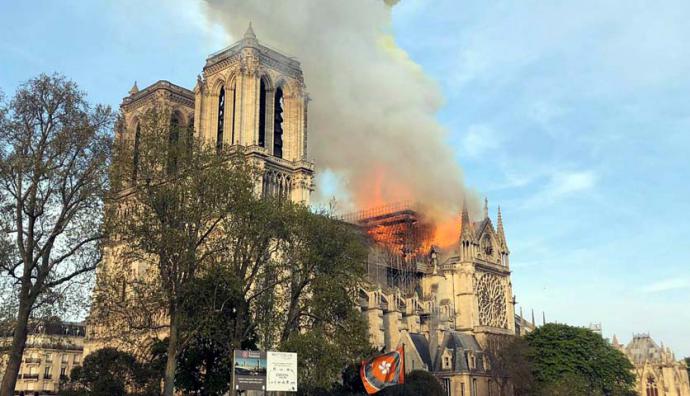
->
402, 343, 406, 382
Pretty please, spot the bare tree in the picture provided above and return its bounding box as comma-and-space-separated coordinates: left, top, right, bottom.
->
0, 74, 112, 396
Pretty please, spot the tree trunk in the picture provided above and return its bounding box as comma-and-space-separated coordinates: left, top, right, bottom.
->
163, 306, 180, 396
0, 298, 32, 396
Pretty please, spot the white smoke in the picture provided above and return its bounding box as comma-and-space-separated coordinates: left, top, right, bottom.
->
201, 0, 475, 218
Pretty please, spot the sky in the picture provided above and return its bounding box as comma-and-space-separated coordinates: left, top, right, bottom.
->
1, 0, 689, 356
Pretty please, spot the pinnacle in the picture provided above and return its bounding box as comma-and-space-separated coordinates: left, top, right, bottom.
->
129, 81, 139, 95
244, 22, 257, 40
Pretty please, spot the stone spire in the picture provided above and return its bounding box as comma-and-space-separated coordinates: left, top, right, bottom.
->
243, 22, 258, 45
483, 197, 489, 219
129, 81, 139, 96
531, 309, 535, 326
612, 334, 620, 347
460, 197, 473, 241
497, 206, 508, 250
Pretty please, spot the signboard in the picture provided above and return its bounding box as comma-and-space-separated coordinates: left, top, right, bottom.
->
266, 351, 298, 392
233, 350, 267, 391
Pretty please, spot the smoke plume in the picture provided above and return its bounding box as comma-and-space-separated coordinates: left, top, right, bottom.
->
202, 0, 477, 233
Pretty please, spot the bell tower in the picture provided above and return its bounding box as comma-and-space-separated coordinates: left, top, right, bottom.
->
194, 23, 314, 203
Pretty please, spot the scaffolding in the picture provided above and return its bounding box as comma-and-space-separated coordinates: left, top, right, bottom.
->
341, 202, 433, 296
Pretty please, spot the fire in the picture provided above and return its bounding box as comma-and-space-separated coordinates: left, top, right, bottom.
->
354, 165, 414, 212
351, 164, 463, 255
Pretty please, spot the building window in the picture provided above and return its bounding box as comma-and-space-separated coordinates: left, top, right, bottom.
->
258, 79, 267, 147
44, 366, 52, 380
488, 379, 492, 396
230, 82, 237, 144
73, 355, 80, 364
167, 113, 182, 174
61, 354, 69, 364
646, 377, 659, 396
45, 353, 52, 363
442, 378, 451, 396
217, 86, 225, 151
132, 123, 141, 181
273, 87, 284, 158
472, 379, 477, 396
460, 382, 465, 396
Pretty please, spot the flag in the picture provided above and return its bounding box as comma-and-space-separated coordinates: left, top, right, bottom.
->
360, 346, 405, 394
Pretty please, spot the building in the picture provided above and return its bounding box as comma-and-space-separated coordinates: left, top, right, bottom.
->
349, 199, 528, 396
613, 334, 690, 396
0, 322, 84, 395
85, 24, 529, 396
84, 23, 314, 356
117, 22, 313, 204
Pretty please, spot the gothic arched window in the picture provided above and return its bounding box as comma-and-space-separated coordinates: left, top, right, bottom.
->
217, 86, 225, 151
168, 112, 182, 174
132, 123, 141, 182
273, 87, 284, 158
230, 81, 237, 144
646, 376, 658, 396
258, 79, 267, 147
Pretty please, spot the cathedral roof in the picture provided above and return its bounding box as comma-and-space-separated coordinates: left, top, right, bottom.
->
625, 334, 675, 365
204, 23, 302, 77
408, 333, 432, 369
121, 80, 194, 109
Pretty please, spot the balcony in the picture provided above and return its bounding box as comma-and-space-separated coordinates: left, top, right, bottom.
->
44, 374, 53, 380
23, 374, 39, 380
24, 357, 41, 364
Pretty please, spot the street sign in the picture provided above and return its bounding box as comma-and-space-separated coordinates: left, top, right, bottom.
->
267, 351, 298, 392
233, 350, 267, 391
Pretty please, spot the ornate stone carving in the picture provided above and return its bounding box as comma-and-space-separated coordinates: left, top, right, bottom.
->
475, 272, 508, 328
240, 49, 260, 77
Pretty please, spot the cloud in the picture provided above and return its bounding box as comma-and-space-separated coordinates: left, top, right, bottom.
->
461, 124, 502, 159
642, 278, 690, 293
548, 171, 597, 198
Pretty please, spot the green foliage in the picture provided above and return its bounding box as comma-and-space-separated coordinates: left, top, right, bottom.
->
525, 323, 636, 395
483, 334, 535, 396
175, 266, 256, 396
0, 73, 113, 394
60, 348, 160, 396
377, 370, 445, 396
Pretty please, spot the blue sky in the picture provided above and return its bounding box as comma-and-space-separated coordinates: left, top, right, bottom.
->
2, 1, 689, 356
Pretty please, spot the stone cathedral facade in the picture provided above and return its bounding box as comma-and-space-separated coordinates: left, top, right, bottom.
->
85, 25, 525, 396
354, 201, 520, 396
119, 23, 313, 203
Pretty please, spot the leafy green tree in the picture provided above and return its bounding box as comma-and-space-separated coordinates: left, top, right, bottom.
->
96, 108, 371, 395
175, 265, 257, 396
377, 370, 445, 396
525, 323, 636, 396
94, 109, 258, 396
277, 206, 372, 393
0, 74, 112, 396
483, 334, 534, 396
61, 348, 159, 396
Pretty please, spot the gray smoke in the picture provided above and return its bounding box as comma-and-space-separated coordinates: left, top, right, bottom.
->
201, 0, 474, 220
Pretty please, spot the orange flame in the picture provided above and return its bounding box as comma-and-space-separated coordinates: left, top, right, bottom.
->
353, 164, 461, 253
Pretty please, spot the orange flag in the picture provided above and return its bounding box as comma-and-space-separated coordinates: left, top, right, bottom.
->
360, 346, 405, 394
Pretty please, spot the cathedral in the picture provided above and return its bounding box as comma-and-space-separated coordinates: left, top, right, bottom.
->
349, 199, 521, 396
86, 24, 525, 396
613, 334, 690, 396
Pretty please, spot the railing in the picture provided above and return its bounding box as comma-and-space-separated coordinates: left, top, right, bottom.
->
24, 357, 41, 364
23, 374, 39, 380
44, 374, 53, 380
